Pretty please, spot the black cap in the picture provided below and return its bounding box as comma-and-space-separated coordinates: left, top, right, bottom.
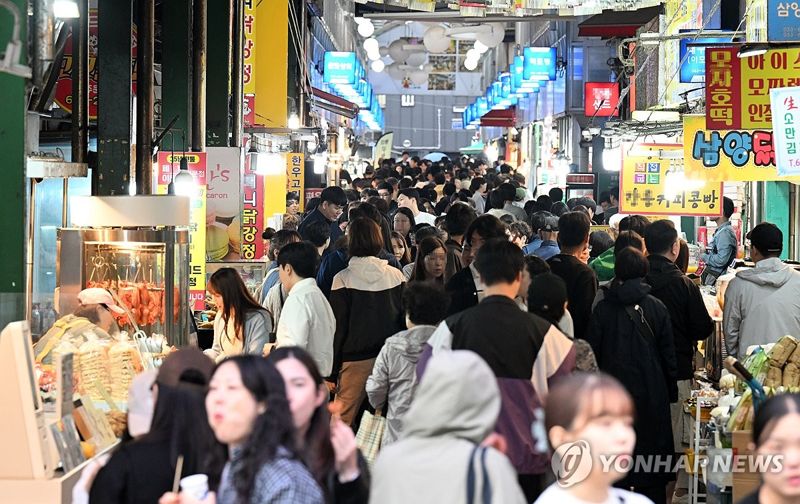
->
747, 222, 783, 256
528, 273, 568, 314
543, 215, 559, 232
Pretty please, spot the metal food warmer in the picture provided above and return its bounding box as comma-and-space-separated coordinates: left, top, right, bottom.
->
57, 196, 192, 347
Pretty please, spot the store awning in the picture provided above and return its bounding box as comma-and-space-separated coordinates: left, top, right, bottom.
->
310, 87, 359, 119
578, 5, 662, 38
480, 108, 516, 128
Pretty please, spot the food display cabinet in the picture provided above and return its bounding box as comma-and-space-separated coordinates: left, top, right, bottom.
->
56, 196, 192, 347
57, 228, 191, 346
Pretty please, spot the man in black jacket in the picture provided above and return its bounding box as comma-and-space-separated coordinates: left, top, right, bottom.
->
298, 186, 348, 253
548, 212, 597, 340
445, 214, 507, 315
644, 219, 714, 503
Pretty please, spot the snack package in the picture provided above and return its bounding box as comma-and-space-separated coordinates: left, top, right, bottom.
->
765, 366, 783, 388
768, 335, 798, 367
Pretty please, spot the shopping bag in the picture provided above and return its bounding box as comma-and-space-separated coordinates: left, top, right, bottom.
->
355, 409, 386, 466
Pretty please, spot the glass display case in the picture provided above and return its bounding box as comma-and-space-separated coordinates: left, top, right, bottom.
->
206, 261, 267, 301
57, 228, 191, 347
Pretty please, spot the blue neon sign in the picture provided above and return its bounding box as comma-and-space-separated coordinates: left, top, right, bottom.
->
679, 33, 732, 83
323, 52, 358, 85
523, 47, 556, 81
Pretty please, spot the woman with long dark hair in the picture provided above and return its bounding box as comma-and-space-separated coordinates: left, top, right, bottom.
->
269, 347, 369, 503
391, 231, 412, 266
392, 207, 416, 245
173, 356, 323, 504
407, 237, 456, 284
91, 349, 226, 503
205, 268, 272, 362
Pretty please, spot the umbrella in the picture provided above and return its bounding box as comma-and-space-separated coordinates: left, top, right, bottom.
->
423, 152, 448, 162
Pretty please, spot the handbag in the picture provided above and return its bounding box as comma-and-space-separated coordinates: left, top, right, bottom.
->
466, 445, 492, 504
624, 304, 678, 403
355, 408, 386, 467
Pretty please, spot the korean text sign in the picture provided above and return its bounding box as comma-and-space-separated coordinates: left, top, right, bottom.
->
523, 47, 556, 81
241, 153, 265, 261
155, 152, 207, 310
584, 82, 619, 117
768, 0, 800, 41
678, 35, 732, 83
705, 47, 800, 129
620, 154, 722, 217
770, 86, 800, 176
324, 52, 358, 85
682, 115, 785, 181
286, 153, 305, 210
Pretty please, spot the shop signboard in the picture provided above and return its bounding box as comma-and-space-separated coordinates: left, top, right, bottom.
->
705, 47, 800, 129
324, 52, 358, 85
584, 82, 619, 117
241, 153, 265, 261
374, 132, 394, 165
620, 152, 722, 217
206, 147, 242, 261
286, 153, 305, 210
768, 0, 800, 41
305, 188, 323, 202
522, 47, 556, 82
54, 9, 137, 119
678, 33, 733, 83
243, 0, 257, 95
155, 152, 207, 310
243, 94, 256, 128
770, 86, 800, 176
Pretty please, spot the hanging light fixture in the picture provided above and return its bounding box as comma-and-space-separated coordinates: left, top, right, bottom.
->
371, 59, 386, 72
737, 43, 769, 59
172, 158, 195, 197
357, 19, 375, 38
288, 112, 301, 130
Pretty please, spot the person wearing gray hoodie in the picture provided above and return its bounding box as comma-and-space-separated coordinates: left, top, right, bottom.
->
369, 350, 526, 504
366, 282, 450, 445
724, 223, 800, 360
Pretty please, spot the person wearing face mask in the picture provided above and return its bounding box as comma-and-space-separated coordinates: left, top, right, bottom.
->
161, 356, 324, 504
739, 394, 800, 504
536, 372, 652, 504
269, 348, 370, 504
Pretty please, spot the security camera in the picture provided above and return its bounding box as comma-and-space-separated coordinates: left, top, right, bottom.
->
581, 129, 593, 141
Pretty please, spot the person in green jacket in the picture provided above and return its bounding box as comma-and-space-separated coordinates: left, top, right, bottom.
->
590, 215, 651, 282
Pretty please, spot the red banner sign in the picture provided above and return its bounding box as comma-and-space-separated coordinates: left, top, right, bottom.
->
584, 82, 619, 117
241, 154, 266, 260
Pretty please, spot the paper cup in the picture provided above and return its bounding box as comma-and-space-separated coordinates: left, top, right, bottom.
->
180, 474, 209, 500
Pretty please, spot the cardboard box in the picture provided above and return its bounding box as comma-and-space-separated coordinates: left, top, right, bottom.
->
731, 430, 761, 502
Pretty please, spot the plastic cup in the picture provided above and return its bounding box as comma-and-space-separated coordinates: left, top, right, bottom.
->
180, 474, 209, 500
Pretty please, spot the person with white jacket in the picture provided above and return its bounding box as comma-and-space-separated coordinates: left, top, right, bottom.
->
366, 282, 450, 445
724, 223, 800, 360
370, 350, 526, 504
274, 242, 336, 377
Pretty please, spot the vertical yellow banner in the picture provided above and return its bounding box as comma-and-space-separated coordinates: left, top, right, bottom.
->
287, 153, 305, 210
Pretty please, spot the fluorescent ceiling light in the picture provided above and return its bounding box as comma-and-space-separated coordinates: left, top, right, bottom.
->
53, 0, 79, 18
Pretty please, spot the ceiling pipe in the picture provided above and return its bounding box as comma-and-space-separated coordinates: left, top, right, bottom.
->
32, 0, 54, 88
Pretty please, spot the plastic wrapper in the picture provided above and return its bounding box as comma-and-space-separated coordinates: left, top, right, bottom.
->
109, 338, 144, 402
727, 390, 753, 432
77, 338, 111, 401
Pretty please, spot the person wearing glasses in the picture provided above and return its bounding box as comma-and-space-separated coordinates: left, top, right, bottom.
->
33, 287, 123, 366
298, 186, 348, 255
